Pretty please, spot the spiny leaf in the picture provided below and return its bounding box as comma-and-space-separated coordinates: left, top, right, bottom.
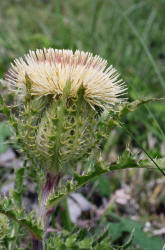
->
111, 150, 139, 169
46, 150, 140, 209
12, 167, 25, 207
73, 165, 107, 186
46, 228, 115, 249
0, 196, 43, 240
121, 228, 135, 249
77, 228, 88, 241
92, 227, 109, 247
47, 150, 165, 209
118, 97, 164, 117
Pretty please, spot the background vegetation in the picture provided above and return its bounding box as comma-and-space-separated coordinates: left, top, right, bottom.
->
0, 0, 165, 249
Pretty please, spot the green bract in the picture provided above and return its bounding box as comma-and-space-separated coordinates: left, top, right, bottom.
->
15, 80, 97, 173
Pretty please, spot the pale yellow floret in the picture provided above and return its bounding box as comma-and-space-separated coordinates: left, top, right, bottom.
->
5, 48, 126, 109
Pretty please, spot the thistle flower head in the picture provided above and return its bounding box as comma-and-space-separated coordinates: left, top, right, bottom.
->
4, 49, 126, 173
6, 48, 126, 109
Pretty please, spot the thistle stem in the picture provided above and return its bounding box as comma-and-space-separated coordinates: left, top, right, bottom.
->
39, 172, 61, 230
32, 239, 43, 250
33, 172, 61, 250
8, 222, 19, 250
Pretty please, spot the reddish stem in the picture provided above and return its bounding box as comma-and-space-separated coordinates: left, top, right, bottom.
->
32, 239, 43, 250
39, 172, 61, 229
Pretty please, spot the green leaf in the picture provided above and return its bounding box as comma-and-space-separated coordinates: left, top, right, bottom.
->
60, 198, 72, 231
118, 98, 164, 117
108, 223, 123, 241
77, 228, 88, 241
46, 149, 165, 210
46, 150, 140, 209
0, 196, 43, 240
78, 238, 92, 249
111, 150, 139, 169
0, 121, 13, 153
122, 228, 135, 249
0, 121, 12, 138
0, 213, 9, 246
96, 175, 110, 196
95, 238, 114, 250
108, 218, 164, 250
133, 229, 164, 250
12, 167, 25, 207
0, 94, 3, 108
122, 218, 143, 232
46, 228, 114, 250
92, 227, 109, 247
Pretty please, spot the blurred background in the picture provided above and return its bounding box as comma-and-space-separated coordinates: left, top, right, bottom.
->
0, 0, 165, 249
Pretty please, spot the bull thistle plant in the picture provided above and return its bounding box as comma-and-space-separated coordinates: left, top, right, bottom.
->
0, 48, 160, 250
